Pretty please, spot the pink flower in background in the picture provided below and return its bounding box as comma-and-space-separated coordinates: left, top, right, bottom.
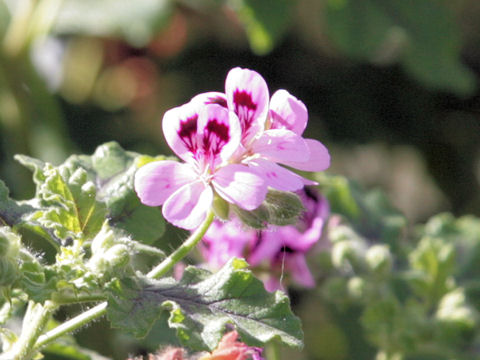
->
201, 188, 330, 291
134, 102, 267, 229
192, 67, 330, 192
200, 331, 264, 360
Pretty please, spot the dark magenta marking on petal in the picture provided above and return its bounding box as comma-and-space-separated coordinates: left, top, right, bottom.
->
233, 90, 258, 140
202, 118, 230, 157
206, 96, 228, 108
178, 115, 198, 153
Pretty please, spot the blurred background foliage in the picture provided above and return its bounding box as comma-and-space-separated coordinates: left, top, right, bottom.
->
1, 0, 480, 359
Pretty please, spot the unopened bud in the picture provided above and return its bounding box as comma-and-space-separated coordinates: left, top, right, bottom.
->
104, 244, 130, 269
91, 225, 115, 253
366, 245, 392, 276
0, 227, 20, 258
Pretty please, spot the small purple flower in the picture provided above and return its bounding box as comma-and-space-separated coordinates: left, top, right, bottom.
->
201, 188, 330, 291
135, 67, 330, 230
192, 67, 331, 192
134, 102, 267, 229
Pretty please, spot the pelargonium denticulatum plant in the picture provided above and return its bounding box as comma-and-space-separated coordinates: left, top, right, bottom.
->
0, 67, 329, 360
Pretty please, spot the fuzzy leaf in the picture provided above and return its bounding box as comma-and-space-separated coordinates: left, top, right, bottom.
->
15, 155, 106, 243
15, 142, 165, 245
107, 258, 303, 351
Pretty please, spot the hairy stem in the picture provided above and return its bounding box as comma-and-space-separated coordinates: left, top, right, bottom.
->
1, 301, 57, 360
147, 210, 215, 279
34, 302, 108, 351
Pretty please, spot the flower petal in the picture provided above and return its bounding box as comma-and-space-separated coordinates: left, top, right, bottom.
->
197, 104, 241, 166
162, 101, 202, 163
134, 160, 196, 206
251, 129, 309, 163
248, 158, 304, 192
212, 164, 267, 210
248, 230, 284, 266
280, 138, 330, 172
191, 91, 228, 108
289, 254, 315, 288
163, 181, 213, 230
269, 89, 308, 135
225, 67, 269, 144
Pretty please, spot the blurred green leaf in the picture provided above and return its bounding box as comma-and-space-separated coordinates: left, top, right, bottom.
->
0, 180, 34, 227
233, 0, 293, 55
107, 258, 303, 351
325, 0, 476, 95
53, 0, 172, 47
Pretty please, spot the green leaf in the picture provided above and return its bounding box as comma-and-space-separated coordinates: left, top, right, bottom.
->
0, 180, 35, 227
15, 155, 107, 243
107, 258, 303, 351
53, 0, 172, 47
233, 0, 293, 55
325, 0, 476, 95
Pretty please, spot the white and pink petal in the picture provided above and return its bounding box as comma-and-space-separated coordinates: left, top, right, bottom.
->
225, 67, 269, 144
134, 160, 196, 206
191, 92, 228, 108
212, 164, 268, 211
279, 138, 330, 172
251, 129, 309, 163
269, 90, 308, 135
162, 181, 214, 230
247, 158, 304, 192
197, 104, 241, 166
162, 102, 202, 163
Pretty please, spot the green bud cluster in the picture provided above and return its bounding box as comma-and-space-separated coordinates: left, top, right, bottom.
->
88, 225, 130, 275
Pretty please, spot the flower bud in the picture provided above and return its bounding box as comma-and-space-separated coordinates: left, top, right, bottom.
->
91, 225, 115, 253
366, 245, 392, 276
104, 244, 130, 269
331, 240, 364, 269
0, 227, 20, 258
347, 276, 367, 300
212, 195, 229, 221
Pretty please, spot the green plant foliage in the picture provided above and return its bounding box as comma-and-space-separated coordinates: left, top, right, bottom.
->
52, 0, 172, 47
107, 258, 303, 351
0, 180, 34, 228
16, 142, 165, 245
324, 0, 476, 95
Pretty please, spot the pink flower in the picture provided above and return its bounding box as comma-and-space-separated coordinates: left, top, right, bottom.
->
201, 188, 330, 291
192, 67, 330, 192
199, 331, 264, 360
134, 102, 267, 229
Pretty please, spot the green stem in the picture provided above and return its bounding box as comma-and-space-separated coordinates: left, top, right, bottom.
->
147, 210, 215, 279
1, 301, 57, 360
32, 210, 216, 351
34, 302, 108, 351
